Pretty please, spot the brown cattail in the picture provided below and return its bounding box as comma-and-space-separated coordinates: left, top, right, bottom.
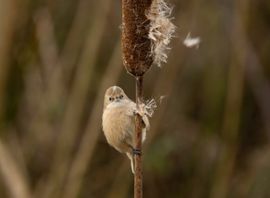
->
121, 0, 174, 197
122, 0, 175, 76
121, 0, 153, 76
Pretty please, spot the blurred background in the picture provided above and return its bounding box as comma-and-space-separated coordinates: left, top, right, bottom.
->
0, 0, 270, 197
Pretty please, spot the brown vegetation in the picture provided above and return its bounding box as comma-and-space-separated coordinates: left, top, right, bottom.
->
0, 0, 269, 198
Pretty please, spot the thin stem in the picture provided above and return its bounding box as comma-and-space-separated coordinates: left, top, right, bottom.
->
134, 76, 143, 198
0, 139, 32, 198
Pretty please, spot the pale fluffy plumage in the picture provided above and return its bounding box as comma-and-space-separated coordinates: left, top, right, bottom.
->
102, 86, 148, 173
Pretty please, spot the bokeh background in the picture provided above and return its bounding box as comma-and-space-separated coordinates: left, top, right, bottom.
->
0, 0, 270, 197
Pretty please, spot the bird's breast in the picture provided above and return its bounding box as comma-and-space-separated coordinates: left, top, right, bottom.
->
102, 104, 135, 149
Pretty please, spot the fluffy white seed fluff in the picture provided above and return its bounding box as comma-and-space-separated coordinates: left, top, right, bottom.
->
183, 32, 201, 49
147, 0, 176, 67
137, 99, 157, 118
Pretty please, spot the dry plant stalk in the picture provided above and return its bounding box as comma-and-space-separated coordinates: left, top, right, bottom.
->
134, 76, 144, 198
121, 0, 174, 197
122, 1, 152, 197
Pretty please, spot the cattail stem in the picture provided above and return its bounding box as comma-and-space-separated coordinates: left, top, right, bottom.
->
121, 0, 154, 197
121, 0, 174, 195
134, 76, 143, 198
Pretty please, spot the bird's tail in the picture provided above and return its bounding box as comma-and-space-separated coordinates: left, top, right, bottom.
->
126, 152, 135, 174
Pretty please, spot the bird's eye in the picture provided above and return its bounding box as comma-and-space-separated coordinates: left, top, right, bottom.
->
119, 95, 123, 99
109, 97, 114, 101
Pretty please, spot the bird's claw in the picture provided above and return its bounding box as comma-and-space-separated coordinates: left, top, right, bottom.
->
132, 148, 142, 156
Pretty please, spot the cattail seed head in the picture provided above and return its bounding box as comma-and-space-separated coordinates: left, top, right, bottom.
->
122, 0, 153, 76
121, 0, 175, 76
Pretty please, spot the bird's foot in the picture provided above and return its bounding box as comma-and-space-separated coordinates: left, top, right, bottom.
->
132, 148, 142, 156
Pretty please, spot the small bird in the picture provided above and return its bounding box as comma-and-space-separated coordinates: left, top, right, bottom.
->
102, 86, 150, 173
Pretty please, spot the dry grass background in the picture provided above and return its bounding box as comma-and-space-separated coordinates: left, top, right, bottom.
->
0, 0, 270, 197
